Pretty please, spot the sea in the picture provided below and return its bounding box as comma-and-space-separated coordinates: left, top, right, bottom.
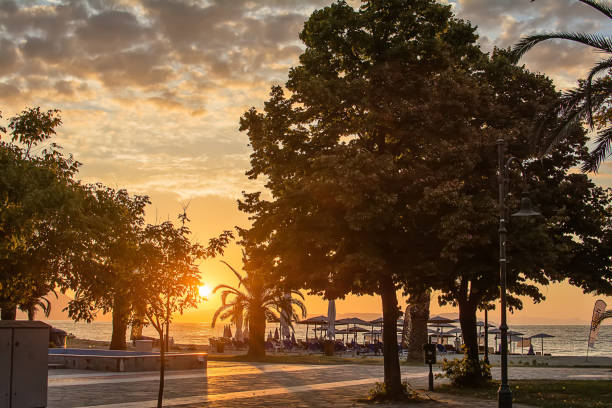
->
45, 320, 612, 357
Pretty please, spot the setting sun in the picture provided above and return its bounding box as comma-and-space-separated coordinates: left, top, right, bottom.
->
198, 284, 212, 299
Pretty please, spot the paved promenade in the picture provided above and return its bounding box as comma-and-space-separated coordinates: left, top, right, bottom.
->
48, 361, 612, 407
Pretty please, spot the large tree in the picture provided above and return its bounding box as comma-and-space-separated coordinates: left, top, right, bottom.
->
409, 49, 612, 383
64, 184, 150, 350
134, 216, 205, 408
239, 0, 484, 396
0, 108, 81, 320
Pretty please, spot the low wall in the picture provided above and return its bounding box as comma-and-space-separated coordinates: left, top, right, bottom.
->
439, 352, 612, 367
487, 354, 612, 367
48, 348, 207, 372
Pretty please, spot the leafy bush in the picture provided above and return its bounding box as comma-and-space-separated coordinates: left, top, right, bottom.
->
365, 381, 424, 402
436, 355, 492, 387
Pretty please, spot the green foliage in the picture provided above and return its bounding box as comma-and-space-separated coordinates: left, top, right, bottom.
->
365, 380, 423, 402
7, 107, 62, 157
512, 0, 612, 172
238, 0, 612, 394
64, 184, 151, 324
135, 218, 204, 337
437, 355, 492, 388
212, 250, 306, 357
437, 379, 612, 408
0, 108, 81, 313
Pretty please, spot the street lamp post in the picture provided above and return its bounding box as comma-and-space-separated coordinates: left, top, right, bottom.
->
497, 139, 540, 408
484, 308, 489, 365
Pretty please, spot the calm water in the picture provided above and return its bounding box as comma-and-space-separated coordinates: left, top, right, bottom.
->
45, 320, 612, 357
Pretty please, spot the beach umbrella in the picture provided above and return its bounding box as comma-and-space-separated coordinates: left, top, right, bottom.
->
336, 317, 370, 325
530, 333, 555, 356
327, 300, 336, 340
274, 327, 279, 340
347, 326, 369, 333
298, 316, 328, 341
337, 317, 370, 343
428, 321, 456, 341
428, 315, 456, 324
369, 317, 384, 326
298, 316, 328, 324
347, 326, 369, 343
447, 327, 462, 343
507, 331, 524, 353
428, 322, 456, 329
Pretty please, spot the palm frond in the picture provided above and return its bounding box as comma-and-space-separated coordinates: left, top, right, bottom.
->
211, 303, 232, 327
220, 291, 240, 307
213, 284, 241, 295
536, 79, 610, 158
540, 106, 584, 157
512, 32, 612, 62
289, 297, 307, 318
579, 0, 612, 19
585, 57, 612, 125
289, 289, 305, 300
582, 125, 612, 172
220, 260, 245, 287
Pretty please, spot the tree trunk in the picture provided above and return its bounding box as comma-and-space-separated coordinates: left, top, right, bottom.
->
247, 306, 265, 358
27, 306, 36, 321
110, 295, 129, 350
380, 276, 403, 397
458, 298, 483, 383
130, 302, 146, 340
1, 303, 17, 320
406, 291, 430, 361
157, 327, 165, 408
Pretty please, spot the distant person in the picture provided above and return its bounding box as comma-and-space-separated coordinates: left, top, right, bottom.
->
527, 343, 535, 355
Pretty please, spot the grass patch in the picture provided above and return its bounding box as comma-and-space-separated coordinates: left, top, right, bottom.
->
436, 379, 612, 408
358, 381, 428, 403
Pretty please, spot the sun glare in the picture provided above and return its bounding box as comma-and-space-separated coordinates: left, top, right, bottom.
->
198, 284, 211, 298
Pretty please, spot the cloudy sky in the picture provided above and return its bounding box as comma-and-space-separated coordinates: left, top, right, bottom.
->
3, 0, 610, 324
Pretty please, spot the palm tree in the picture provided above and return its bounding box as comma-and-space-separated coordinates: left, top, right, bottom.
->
512, 0, 612, 172
19, 288, 57, 320
211, 256, 306, 358
405, 291, 430, 361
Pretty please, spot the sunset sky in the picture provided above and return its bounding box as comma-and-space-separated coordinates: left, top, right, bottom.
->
3, 0, 611, 325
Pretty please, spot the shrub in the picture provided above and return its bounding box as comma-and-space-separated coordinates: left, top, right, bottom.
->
436, 355, 492, 387
364, 381, 424, 402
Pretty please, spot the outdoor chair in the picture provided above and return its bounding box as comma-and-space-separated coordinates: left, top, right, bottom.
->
436, 344, 447, 354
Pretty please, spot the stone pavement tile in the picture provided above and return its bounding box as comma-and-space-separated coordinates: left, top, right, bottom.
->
47, 361, 612, 408
175, 387, 535, 408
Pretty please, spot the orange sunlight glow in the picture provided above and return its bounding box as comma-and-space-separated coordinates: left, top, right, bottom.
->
198, 284, 212, 299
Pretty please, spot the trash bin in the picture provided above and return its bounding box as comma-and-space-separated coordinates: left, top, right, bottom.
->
50, 327, 68, 348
